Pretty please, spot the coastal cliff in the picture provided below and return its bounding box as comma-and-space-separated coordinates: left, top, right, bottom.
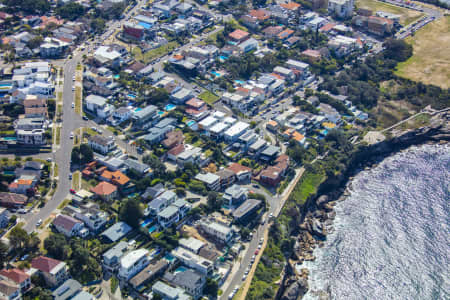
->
277, 111, 450, 300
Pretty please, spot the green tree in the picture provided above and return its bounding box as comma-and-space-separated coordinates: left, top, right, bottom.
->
71, 146, 80, 164
119, 198, 143, 228
0, 240, 9, 267
44, 234, 69, 260
91, 18, 106, 34
207, 191, 222, 211
26, 36, 43, 49
9, 226, 29, 249
204, 278, 219, 297
55, 2, 85, 20
79, 144, 94, 164
383, 39, 413, 62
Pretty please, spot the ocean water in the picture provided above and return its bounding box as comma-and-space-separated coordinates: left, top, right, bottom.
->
303, 144, 450, 300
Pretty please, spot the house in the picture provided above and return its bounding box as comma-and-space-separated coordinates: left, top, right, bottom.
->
0, 279, 20, 300
171, 88, 193, 104
263, 26, 283, 38
259, 155, 289, 186
101, 222, 132, 243
0, 208, 10, 228
52, 279, 82, 300
248, 139, 268, 157
227, 163, 252, 182
118, 249, 150, 280
110, 107, 132, 125
185, 98, 208, 120
232, 199, 262, 223
157, 206, 180, 228
100, 170, 131, 191
52, 214, 88, 238
367, 16, 394, 36
142, 183, 165, 200
224, 121, 249, 142
123, 22, 144, 40
277, 29, 294, 41
179, 237, 205, 254
129, 259, 169, 289
260, 145, 280, 162
238, 38, 258, 53
16, 129, 46, 145
273, 66, 295, 82
88, 135, 116, 155
0, 193, 28, 208
228, 29, 250, 43
40, 37, 69, 58
132, 105, 158, 127
147, 190, 176, 215
199, 220, 234, 243
152, 281, 190, 300
195, 173, 220, 191
8, 179, 35, 195
216, 169, 236, 189
164, 269, 206, 299
90, 181, 118, 201
0, 268, 30, 292
124, 158, 151, 176
223, 184, 247, 207
286, 59, 309, 72
73, 206, 108, 232
144, 118, 176, 144
103, 241, 128, 272
301, 49, 322, 62
249, 9, 271, 21
31, 256, 68, 287
171, 247, 214, 275
162, 130, 184, 149
266, 120, 279, 132
167, 144, 185, 162
84, 94, 112, 118
328, 0, 354, 18
94, 46, 122, 67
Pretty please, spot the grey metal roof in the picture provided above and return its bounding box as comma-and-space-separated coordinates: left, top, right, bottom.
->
103, 241, 128, 261
101, 222, 132, 242
52, 279, 82, 300
158, 205, 178, 219
232, 199, 262, 219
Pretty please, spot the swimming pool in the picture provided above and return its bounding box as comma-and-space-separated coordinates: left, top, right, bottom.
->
141, 218, 153, 227
165, 254, 175, 262
211, 71, 222, 78
148, 225, 158, 234
114, 75, 120, 79
128, 94, 137, 99
165, 104, 176, 111
219, 55, 228, 60
157, 111, 165, 116
175, 266, 187, 273
3, 171, 14, 175
187, 120, 196, 127
2, 137, 16, 141
235, 80, 245, 85
134, 107, 142, 112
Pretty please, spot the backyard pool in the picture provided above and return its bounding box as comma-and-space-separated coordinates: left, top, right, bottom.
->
235, 80, 245, 85
148, 225, 158, 234
114, 75, 120, 79
128, 94, 137, 99
157, 111, 165, 116
2, 137, 16, 141
141, 218, 153, 227
175, 266, 187, 273
211, 71, 222, 78
165, 254, 175, 262
165, 104, 176, 111
187, 120, 196, 127
3, 171, 15, 175
219, 55, 228, 60
134, 107, 142, 112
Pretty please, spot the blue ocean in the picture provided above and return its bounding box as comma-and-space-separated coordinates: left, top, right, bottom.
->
302, 144, 450, 300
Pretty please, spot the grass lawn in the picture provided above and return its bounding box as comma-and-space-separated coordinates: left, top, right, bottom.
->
54, 163, 58, 177
132, 41, 180, 64
356, 0, 424, 26
55, 127, 61, 145
57, 92, 62, 102
75, 87, 82, 115
72, 171, 81, 190
107, 126, 120, 136
395, 16, 450, 89
198, 90, 219, 105
57, 199, 71, 209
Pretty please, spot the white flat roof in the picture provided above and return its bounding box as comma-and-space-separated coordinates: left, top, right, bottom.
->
225, 121, 249, 137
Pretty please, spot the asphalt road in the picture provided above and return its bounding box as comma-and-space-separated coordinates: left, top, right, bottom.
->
23, 57, 83, 232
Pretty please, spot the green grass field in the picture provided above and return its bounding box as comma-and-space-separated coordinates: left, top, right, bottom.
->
395, 16, 450, 89
198, 90, 219, 105
356, 0, 424, 26
132, 41, 180, 63
75, 87, 82, 115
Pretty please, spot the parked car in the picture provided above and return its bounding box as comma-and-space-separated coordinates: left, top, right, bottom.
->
82, 115, 88, 121
70, 189, 76, 194
36, 219, 42, 226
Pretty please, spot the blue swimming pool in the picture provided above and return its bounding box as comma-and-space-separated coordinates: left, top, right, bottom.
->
235, 80, 245, 85
157, 111, 165, 116
165, 254, 175, 262
211, 71, 222, 78
141, 218, 153, 227
148, 225, 158, 234
165, 104, 176, 111
219, 55, 228, 60
3, 171, 14, 175
175, 266, 187, 273
2, 137, 16, 141
0, 83, 12, 87
187, 120, 196, 127
134, 107, 142, 112
128, 94, 137, 99
321, 129, 329, 135
114, 75, 120, 79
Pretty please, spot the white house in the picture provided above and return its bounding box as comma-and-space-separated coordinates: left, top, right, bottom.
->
118, 249, 150, 280
84, 94, 113, 119
328, 0, 354, 18
171, 247, 213, 275
199, 220, 234, 243
52, 214, 88, 238
224, 121, 250, 142
88, 135, 116, 155
16, 129, 46, 145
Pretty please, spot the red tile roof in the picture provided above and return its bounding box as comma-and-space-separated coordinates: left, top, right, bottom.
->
249, 9, 271, 20
185, 98, 205, 109
31, 256, 62, 273
0, 268, 30, 284
319, 23, 336, 32
53, 214, 82, 232
90, 181, 117, 196
229, 29, 250, 41
167, 144, 185, 156
281, 2, 301, 10
227, 163, 252, 175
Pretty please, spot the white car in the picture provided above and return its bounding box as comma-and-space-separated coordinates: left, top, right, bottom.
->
36, 219, 42, 226
70, 132, 74, 139
71, 102, 75, 108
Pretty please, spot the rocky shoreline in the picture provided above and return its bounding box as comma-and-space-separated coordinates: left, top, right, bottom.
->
278, 111, 450, 300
